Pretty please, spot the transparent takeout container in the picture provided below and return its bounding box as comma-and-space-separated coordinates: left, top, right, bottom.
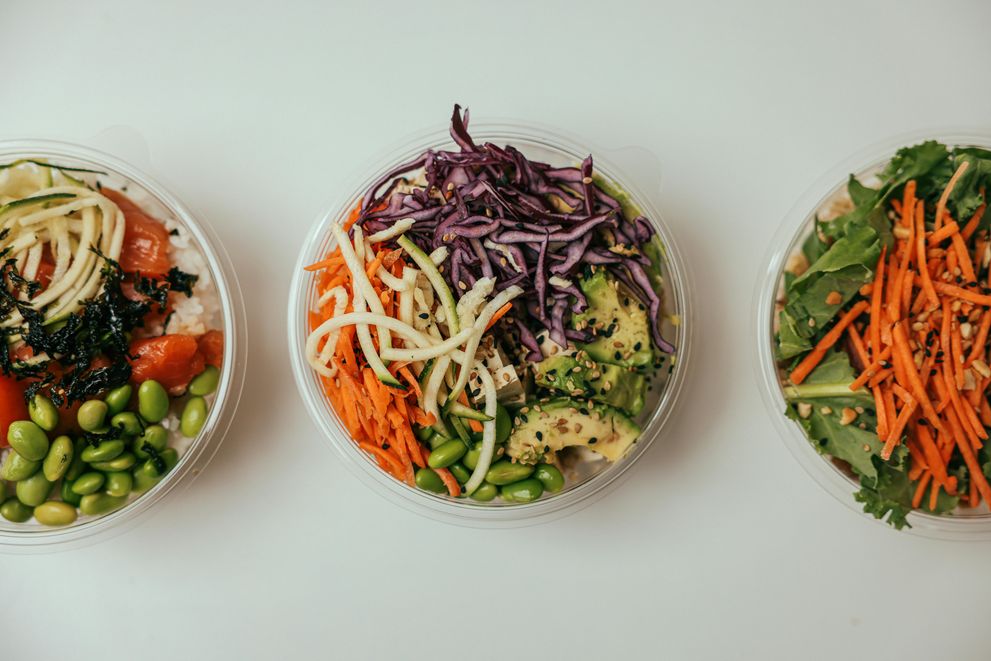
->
754, 130, 991, 540
0, 140, 246, 552
288, 118, 693, 527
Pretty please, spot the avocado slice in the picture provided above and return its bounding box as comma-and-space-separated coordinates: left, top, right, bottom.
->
506, 398, 640, 465
533, 352, 645, 416
572, 270, 653, 368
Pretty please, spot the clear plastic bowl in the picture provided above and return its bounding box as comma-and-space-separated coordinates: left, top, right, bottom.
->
288, 119, 693, 527
754, 130, 991, 540
0, 140, 246, 552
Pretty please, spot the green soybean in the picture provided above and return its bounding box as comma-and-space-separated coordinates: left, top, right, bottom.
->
137, 380, 169, 423
79, 493, 127, 516
104, 471, 133, 497
188, 365, 219, 396
500, 478, 544, 503
463, 446, 480, 470
132, 448, 178, 492
89, 452, 136, 472
133, 425, 167, 459
16, 472, 53, 507
533, 464, 565, 493
180, 396, 207, 437
77, 400, 108, 432
28, 395, 59, 432
42, 435, 74, 481
110, 412, 142, 436
0, 497, 33, 523
60, 480, 82, 506
469, 481, 498, 502
71, 472, 105, 495
34, 501, 77, 526
64, 438, 88, 481
7, 420, 49, 461
1, 450, 41, 481
427, 440, 467, 469
484, 460, 534, 486
80, 440, 125, 463
448, 462, 471, 484
414, 467, 445, 493
495, 404, 512, 444
104, 384, 133, 415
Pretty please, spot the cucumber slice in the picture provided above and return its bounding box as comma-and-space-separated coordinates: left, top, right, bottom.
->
444, 400, 493, 422
397, 234, 460, 335
447, 414, 472, 445
0, 193, 76, 218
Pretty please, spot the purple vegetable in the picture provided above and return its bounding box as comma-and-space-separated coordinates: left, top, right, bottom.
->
353, 105, 675, 358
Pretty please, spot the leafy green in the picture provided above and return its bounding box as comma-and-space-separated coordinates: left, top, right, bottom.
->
855, 461, 959, 530
949, 147, 991, 223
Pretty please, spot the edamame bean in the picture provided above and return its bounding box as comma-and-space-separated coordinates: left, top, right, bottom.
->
463, 446, 480, 470
414, 468, 445, 493
71, 472, 106, 495
131, 462, 159, 493
77, 400, 108, 432
104, 384, 133, 415
1, 450, 41, 481
64, 438, 88, 481
180, 396, 207, 437
7, 420, 49, 461
500, 478, 543, 503
34, 501, 77, 526
104, 471, 133, 497
137, 380, 169, 423
448, 462, 471, 484
414, 425, 434, 443
110, 412, 142, 436
533, 464, 565, 493
133, 425, 167, 459
78, 493, 126, 516
90, 452, 136, 472
28, 395, 59, 432
42, 435, 74, 481
484, 460, 534, 486
188, 365, 219, 396
0, 497, 33, 523
16, 472, 54, 506
60, 479, 82, 506
427, 440, 467, 469
469, 482, 498, 502
80, 440, 125, 463
495, 404, 512, 444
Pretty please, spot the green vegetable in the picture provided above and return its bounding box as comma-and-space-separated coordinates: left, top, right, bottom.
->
188, 365, 220, 396
485, 460, 534, 486
427, 440, 467, 469
7, 420, 50, 461
90, 452, 137, 472
60, 480, 82, 507
137, 380, 170, 423
533, 464, 565, 493
494, 405, 512, 444
81, 440, 125, 463
104, 384, 133, 415
133, 425, 167, 459
397, 234, 460, 334
79, 493, 127, 516
448, 462, 471, 485
469, 482, 498, 502
180, 396, 208, 437
28, 395, 59, 432
1, 450, 41, 481
414, 468, 446, 493
0, 497, 33, 523
34, 501, 77, 527
110, 412, 142, 436
42, 435, 74, 481
104, 471, 133, 497
16, 471, 53, 506
77, 400, 109, 432
500, 478, 543, 503
64, 438, 88, 481
71, 472, 105, 496
444, 400, 492, 422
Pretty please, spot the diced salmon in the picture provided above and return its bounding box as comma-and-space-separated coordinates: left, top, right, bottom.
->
101, 188, 172, 278
0, 375, 28, 447
197, 330, 224, 368
129, 334, 204, 394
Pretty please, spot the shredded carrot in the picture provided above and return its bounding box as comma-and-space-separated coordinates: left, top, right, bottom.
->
485, 302, 514, 332
790, 301, 869, 385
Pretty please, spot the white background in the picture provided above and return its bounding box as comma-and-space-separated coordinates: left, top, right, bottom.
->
3, 1, 990, 659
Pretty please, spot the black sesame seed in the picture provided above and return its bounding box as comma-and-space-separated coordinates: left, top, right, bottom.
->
535, 431, 543, 440
614, 351, 622, 360
418, 313, 429, 319
588, 438, 597, 445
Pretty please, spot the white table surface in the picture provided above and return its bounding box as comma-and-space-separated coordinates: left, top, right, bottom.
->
3, 1, 990, 659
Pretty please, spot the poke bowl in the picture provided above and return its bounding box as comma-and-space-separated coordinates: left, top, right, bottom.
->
0, 140, 245, 551
756, 132, 991, 538
289, 106, 692, 526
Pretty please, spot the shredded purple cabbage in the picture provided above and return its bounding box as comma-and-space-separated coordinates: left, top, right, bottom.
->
356, 105, 675, 359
